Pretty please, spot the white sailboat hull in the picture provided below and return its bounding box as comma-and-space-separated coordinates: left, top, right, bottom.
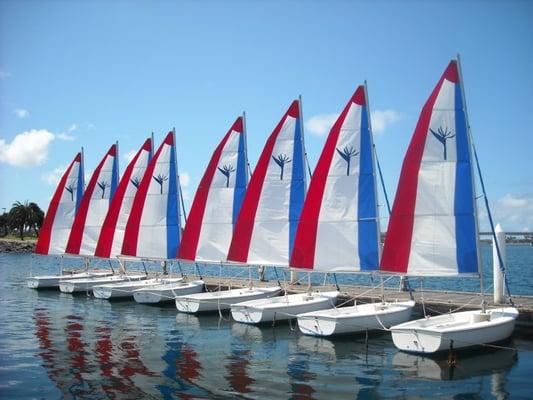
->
59, 274, 146, 293
297, 300, 415, 337
27, 271, 112, 289
231, 291, 340, 324
390, 307, 518, 354
93, 277, 183, 299
175, 286, 281, 313
133, 280, 205, 304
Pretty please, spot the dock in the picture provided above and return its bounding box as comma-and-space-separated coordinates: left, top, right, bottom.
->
197, 275, 533, 326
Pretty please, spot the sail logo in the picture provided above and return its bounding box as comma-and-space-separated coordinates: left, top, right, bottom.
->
217, 164, 235, 188
336, 146, 359, 176
97, 180, 110, 199
153, 173, 168, 194
130, 176, 141, 189
430, 126, 455, 160
272, 153, 291, 180
65, 183, 75, 201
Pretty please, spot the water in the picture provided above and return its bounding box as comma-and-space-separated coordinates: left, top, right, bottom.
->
1, 251, 532, 399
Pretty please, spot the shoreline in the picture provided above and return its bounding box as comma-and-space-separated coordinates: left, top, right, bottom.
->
0, 238, 36, 253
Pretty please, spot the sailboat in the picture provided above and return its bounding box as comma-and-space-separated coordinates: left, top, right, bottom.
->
382, 59, 518, 353
59, 144, 145, 293
89, 137, 183, 299
108, 131, 203, 303
174, 116, 281, 312
227, 100, 339, 324
292, 85, 414, 336
29, 151, 109, 288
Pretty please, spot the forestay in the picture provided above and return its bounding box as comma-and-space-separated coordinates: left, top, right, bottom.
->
227, 100, 307, 266
291, 86, 380, 272
66, 144, 119, 256
122, 132, 182, 259
179, 117, 248, 262
95, 138, 152, 258
380, 60, 480, 276
35, 152, 84, 255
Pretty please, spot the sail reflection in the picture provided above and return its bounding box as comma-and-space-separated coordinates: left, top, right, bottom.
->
225, 347, 255, 394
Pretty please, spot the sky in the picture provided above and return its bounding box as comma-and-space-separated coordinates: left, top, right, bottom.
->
1, 0, 532, 232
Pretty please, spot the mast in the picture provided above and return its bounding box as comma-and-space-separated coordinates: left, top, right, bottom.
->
174, 127, 187, 223
80, 146, 87, 269
298, 94, 312, 181
457, 55, 485, 309
363, 80, 383, 263
81, 146, 85, 189
243, 111, 252, 179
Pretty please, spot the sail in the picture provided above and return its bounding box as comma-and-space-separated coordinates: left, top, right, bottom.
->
291, 86, 380, 272
178, 117, 248, 262
65, 144, 119, 256
227, 100, 307, 266
94, 138, 152, 258
380, 60, 479, 276
35, 152, 84, 255
122, 132, 182, 259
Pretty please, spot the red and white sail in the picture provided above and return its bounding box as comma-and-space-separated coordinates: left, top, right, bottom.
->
178, 117, 248, 262
35, 152, 84, 255
94, 138, 152, 258
381, 60, 480, 276
65, 144, 119, 256
291, 86, 381, 272
227, 100, 307, 266
121, 132, 182, 259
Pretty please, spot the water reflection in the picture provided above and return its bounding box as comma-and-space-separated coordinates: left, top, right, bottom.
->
28, 289, 524, 400
392, 347, 517, 381
0, 249, 522, 399
225, 347, 255, 394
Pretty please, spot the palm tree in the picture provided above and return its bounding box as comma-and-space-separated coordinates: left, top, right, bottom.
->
430, 127, 455, 160
0, 213, 9, 237
272, 154, 292, 180
8, 201, 30, 240
28, 202, 44, 237
217, 164, 236, 187
336, 146, 359, 176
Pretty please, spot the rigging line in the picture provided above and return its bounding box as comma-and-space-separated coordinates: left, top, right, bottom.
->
374, 145, 391, 215
304, 152, 313, 180
332, 273, 340, 291
141, 261, 148, 276
178, 174, 188, 222
273, 266, 282, 287
472, 144, 514, 304
194, 262, 203, 280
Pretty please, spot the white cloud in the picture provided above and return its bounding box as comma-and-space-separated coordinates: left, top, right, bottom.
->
41, 165, 67, 186
124, 150, 137, 163
306, 113, 339, 136
371, 110, 400, 134
0, 71, 12, 79
68, 124, 77, 132
180, 172, 190, 187
489, 193, 533, 231
0, 129, 55, 167
305, 109, 400, 137
56, 132, 75, 141
14, 109, 30, 119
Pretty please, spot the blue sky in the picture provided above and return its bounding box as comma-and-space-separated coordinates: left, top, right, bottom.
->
1, 0, 532, 231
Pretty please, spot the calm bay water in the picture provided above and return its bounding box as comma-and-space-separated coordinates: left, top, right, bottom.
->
1, 249, 532, 399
